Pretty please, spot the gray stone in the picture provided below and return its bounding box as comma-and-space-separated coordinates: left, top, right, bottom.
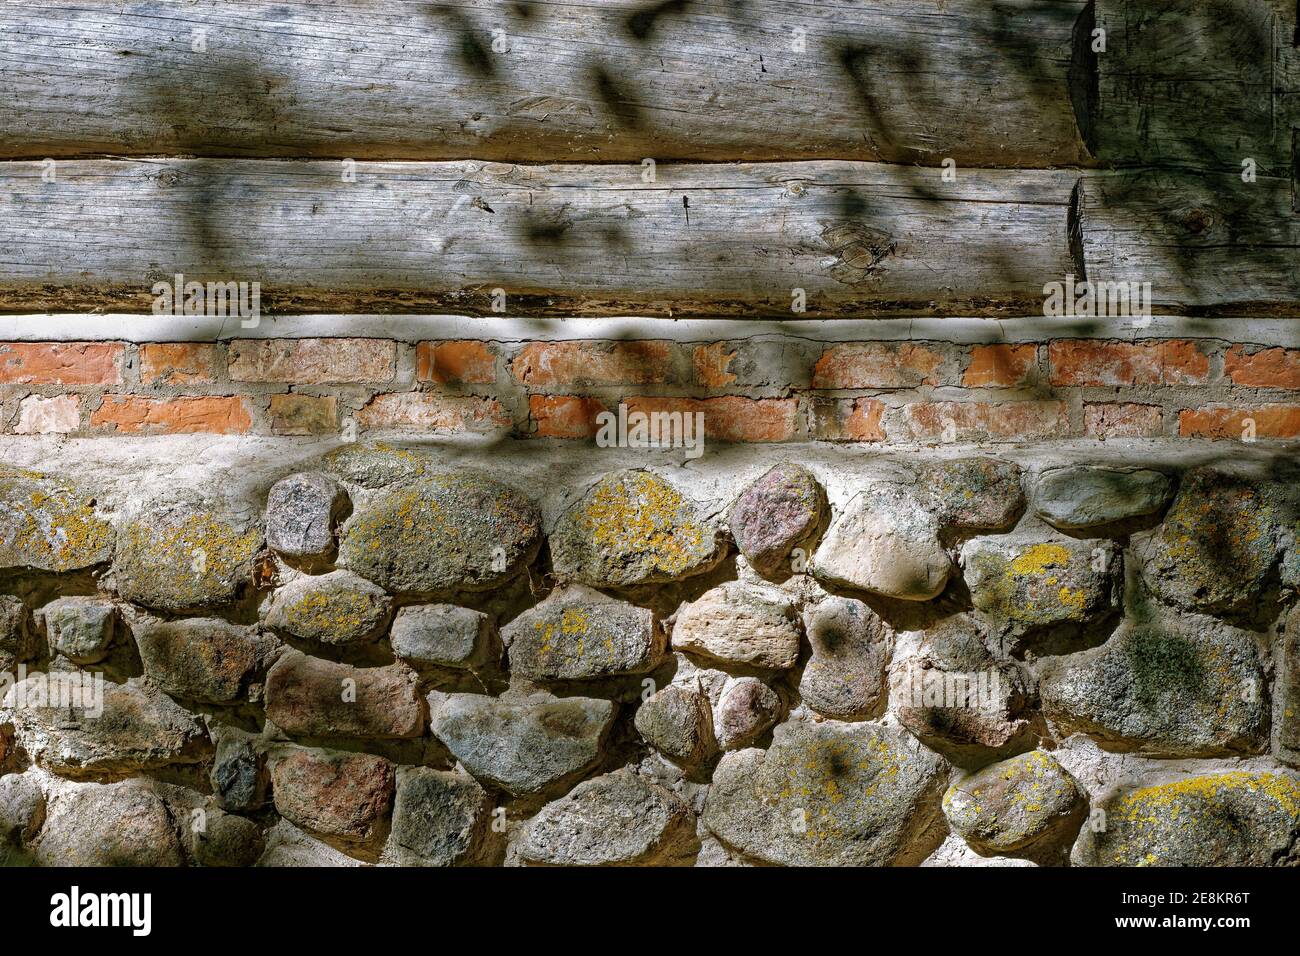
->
962, 538, 1121, 644
322, 442, 429, 489
1283, 604, 1300, 757
517, 768, 697, 866
1073, 772, 1300, 866
391, 604, 499, 669
892, 615, 1036, 758
1137, 468, 1280, 617
922, 457, 1025, 532
729, 463, 826, 578
634, 684, 715, 767
504, 585, 662, 681
114, 500, 263, 612
42, 597, 117, 665
0, 595, 35, 674
1034, 466, 1172, 531
1039, 614, 1268, 757
715, 678, 782, 750
211, 730, 266, 812
800, 596, 890, 720
703, 719, 949, 866
388, 767, 493, 867
811, 490, 950, 601
428, 691, 616, 797
265, 650, 424, 739
135, 617, 278, 703
256, 819, 367, 867
1, 676, 210, 779
263, 570, 392, 646
671, 581, 801, 671
0, 470, 113, 573
270, 746, 394, 846
338, 472, 542, 595
193, 811, 265, 868
30, 779, 185, 866
550, 470, 723, 588
265, 471, 349, 566
943, 750, 1087, 854
0, 772, 45, 846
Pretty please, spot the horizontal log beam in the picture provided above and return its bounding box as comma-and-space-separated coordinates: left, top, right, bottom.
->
0, 0, 1094, 166
0, 158, 1077, 317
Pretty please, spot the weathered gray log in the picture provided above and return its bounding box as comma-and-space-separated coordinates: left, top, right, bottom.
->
0, 0, 1094, 166
1076, 169, 1300, 314
0, 158, 1076, 317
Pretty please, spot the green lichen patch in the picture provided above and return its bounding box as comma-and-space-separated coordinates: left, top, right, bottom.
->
1075, 772, 1300, 866
0, 471, 113, 573
114, 502, 263, 612
338, 472, 541, 595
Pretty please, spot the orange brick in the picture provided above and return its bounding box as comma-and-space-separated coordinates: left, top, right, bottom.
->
0, 343, 123, 385
529, 395, 607, 439
357, 393, 508, 432
692, 343, 738, 387
1179, 405, 1300, 440
1224, 346, 1300, 389
511, 341, 673, 388
229, 338, 395, 384
623, 397, 797, 443
140, 342, 220, 385
813, 398, 886, 442
270, 394, 337, 436
1084, 403, 1164, 438
91, 396, 251, 434
898, 401, 1069, 443
812, 343, 945, 389
416, 341, 497, 385
1048, 340, 1208, 386
963, 344, 1037, 387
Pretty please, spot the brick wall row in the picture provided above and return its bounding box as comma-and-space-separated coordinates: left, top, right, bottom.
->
3, 337, 1299, 443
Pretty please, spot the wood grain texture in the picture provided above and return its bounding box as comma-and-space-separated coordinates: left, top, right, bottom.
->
0, 158, 1077, 317
0, 0, 1093, 165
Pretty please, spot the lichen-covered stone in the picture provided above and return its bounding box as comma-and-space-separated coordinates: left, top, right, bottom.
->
1, 676, 210, 779
671, 581, 801, 670
962, 538, 1120, 643
1073, 772, 1300, 866
800, 596, 890, 720
1039, 614, 1268, 757
0, 470, 113, 573
517, 768, 697, 866
390, 604, 499, 669
41, 597, 116, 665
703, 719, 948, 866
729, 463, 826, 578
635, 684, 715, 767
29, 779, 184, 866
135, 618, 278, 704
921, 457, 1025, 532
211, 730, 266, 812
193, 811, 265, 868
114, 500, 263, 612
322, 442, 429, 489
265, 471, 349, 566
1137, 468, 1280, 617
388, 767, 492, 867
0, 595, 35, 673
503, 585, 663, 681
427, 691, 616, 797
811, 490, 950, 601
550, 470, 723, 588
1282, 604, 1300, 757
338, 472, 541, 595
264, 570, 392, 646
943, 751, 1087, 854
270, 746, 394, 846
892, 615, 1036, 758
1034, 466, 1172, 531
265, 650, 423, 739
715, 677, 782, 750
